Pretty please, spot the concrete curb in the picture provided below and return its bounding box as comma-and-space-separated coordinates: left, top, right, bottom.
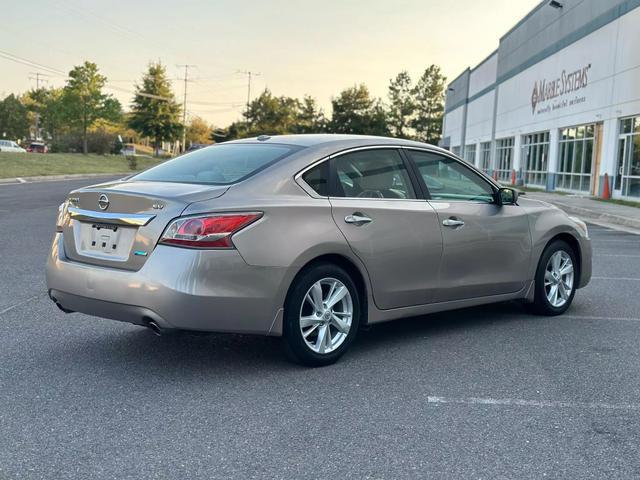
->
0, 172, 129, 185
546, 200, 640, 231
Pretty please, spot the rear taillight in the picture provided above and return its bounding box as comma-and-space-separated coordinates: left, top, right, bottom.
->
56, 202, 68, 232
159, 212, 262, 249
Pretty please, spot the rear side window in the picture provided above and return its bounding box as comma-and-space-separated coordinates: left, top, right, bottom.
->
132, 143, 300, 185
331, 149, 416, 199
302, 162, 329, 196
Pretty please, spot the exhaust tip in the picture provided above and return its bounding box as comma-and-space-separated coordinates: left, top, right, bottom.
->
55, 302, 74, 314
147, 320, 162, 336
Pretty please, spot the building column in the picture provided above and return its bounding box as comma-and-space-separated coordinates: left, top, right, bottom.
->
512, 134, 522, 185
474, 143, 481, 169
598, 118, 619, 197
546, 128, 560, 192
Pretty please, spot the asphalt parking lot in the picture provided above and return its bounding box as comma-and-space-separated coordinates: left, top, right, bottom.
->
1, 179, 639, 479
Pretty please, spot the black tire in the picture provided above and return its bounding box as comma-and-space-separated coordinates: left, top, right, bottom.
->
283, 263, 360, 366
529, 240, 578, 316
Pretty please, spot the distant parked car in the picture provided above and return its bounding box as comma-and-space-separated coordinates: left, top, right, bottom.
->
0, 140, 26, 153
187, 143, 209, 152
122, 144, 136, 156
27, 142, 48, 153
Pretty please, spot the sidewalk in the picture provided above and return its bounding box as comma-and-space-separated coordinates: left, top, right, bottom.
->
525, 191, 640, 232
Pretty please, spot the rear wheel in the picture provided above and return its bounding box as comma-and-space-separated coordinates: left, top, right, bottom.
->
283, 263, 360, 366
529, 240, 577, 315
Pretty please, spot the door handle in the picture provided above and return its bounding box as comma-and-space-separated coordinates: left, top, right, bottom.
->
344, 213, 372, 225
442, 218, 465, 227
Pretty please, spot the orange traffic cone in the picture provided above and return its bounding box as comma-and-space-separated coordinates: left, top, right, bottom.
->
601, 173, 611, 199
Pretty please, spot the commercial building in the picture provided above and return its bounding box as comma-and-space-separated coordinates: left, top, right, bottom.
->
442, 0, 640, 201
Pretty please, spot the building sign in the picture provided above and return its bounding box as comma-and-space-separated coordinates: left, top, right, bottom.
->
530, 64, 591, 115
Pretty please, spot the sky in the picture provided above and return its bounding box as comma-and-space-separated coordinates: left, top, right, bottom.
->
1, 0, 541, 126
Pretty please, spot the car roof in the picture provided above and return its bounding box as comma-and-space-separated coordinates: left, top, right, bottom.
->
227, 134, 451, 154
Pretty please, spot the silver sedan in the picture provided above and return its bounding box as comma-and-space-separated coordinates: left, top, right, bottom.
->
47, 135, 592, 365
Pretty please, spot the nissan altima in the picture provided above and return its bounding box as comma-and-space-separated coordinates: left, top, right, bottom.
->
47, 135, 592, 365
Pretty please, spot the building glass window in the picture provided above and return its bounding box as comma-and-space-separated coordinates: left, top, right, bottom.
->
463, 144, 476, 164
557, 124, 595, 193
522, 132, 550, 188
479, 142, 491, 173
616, 116, 640, 198
495, 137, 514, 183
451, 146, 461, 157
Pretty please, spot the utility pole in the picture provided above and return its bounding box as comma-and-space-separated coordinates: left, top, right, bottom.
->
28, 72, 49, 141
239, 70, 261, 114
177, 64, 196, 152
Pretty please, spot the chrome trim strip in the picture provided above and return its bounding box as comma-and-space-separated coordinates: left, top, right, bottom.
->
68, 207, 156, 226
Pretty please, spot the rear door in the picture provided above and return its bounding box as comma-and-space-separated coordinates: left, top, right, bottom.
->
326, 147, 442, 309
405, 148, 532, 302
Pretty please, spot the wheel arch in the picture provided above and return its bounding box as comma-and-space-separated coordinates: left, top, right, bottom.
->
284, 253, 370, 327
542, 232, 582, 286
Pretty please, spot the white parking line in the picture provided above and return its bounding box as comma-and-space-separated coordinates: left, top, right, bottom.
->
427, 396, 640, 411
592, 240, 640, 244
0, 294, 43, 316
598, 254, 640, 258
591, 276, 640, 281
562, 315, 640, 322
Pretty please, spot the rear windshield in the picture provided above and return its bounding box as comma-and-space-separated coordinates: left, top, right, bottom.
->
132, 143, 300, 185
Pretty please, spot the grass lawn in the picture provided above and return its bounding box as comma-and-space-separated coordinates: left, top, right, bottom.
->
0, 152, 165, 179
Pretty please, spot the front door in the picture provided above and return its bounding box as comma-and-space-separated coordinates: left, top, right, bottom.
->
405, 149, 532, 302
327, 148, 443, 310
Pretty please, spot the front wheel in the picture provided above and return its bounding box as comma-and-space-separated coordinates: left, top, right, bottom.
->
529, 240, 577, 316
283, 263, 360, 366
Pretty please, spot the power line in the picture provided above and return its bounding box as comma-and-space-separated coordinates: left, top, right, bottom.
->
177, 64, 197, 152
238, 70, 261, 111
0, 50, 66, 76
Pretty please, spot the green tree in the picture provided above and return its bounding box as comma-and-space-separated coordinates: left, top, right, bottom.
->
387, 71, 415, 138
292, 96, 327, 134
244, 89, 300, 135
412, 65, 446, 145
329, 84, 389, 136
186, 115, 213, 145
61, 61, 122, 154
0, 94, 30, 141
24, 87, 66, 147
128, 62, 183, 156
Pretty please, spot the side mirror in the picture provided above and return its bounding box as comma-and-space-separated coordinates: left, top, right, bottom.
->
497, 187, 518, 206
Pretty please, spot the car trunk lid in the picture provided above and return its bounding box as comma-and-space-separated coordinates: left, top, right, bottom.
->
61, 180, 228, 270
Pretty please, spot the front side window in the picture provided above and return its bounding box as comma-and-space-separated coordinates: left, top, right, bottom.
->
331, 149, 416, 199
133, 143, 300, 185
407, 150, 495, 203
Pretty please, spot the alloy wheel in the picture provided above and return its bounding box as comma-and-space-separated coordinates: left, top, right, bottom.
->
299, 277, 353, 354
544, 250, 574, 308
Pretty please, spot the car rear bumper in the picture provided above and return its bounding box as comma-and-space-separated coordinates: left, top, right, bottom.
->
46, 234, 287, 335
